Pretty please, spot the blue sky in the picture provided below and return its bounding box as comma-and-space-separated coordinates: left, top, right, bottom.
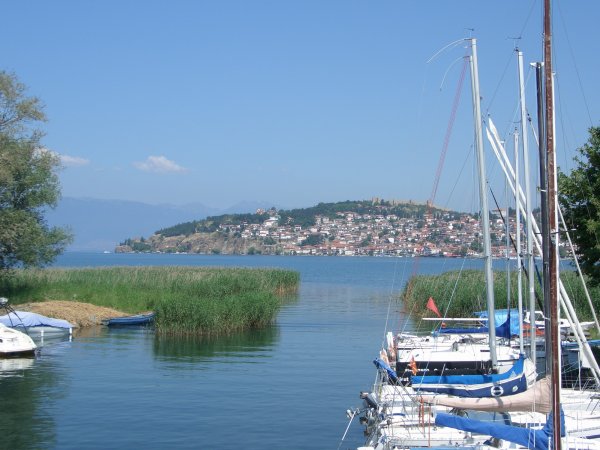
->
3, 1, 599, 212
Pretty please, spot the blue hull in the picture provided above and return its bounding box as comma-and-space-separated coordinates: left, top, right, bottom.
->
411, 356, 530, 397
412, 372, 528, 397
104, 313, 155, 327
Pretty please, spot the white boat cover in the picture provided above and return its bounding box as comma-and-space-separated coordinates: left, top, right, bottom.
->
0, 311, 73, 329
420, 376, 551, 414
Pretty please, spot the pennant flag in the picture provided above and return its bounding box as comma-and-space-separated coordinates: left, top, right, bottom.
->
409, 356, 418, 375
426, 297, 442, 318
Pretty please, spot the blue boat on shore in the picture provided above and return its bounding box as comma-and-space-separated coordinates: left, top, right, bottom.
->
103, 312, 155, 327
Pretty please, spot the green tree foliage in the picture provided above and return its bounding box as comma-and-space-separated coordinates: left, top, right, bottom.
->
157, 220, 202, 237
300, 234, 323, 247
157, 213, 266, 237
558, 126, 600, 285
0, 71, 72, 271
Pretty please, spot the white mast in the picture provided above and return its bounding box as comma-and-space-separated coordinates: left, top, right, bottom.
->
517, 49, 536, 364
513, 129, 524, 354
469, 37, 497, 370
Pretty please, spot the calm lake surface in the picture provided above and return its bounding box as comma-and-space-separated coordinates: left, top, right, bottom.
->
1, 253, 492, 449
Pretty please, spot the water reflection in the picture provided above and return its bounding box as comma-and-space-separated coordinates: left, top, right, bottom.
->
72, 325, 106, 339
0, 330, 77, 449
0, 355, 58, 449
153, 326, 279, 362
0, 357, 35, 377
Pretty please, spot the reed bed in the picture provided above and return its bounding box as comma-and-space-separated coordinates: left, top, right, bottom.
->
402, 269, 600, 321
0, 266, 300, 334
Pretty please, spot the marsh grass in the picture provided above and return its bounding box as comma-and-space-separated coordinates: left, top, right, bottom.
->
403, 269, 600, 321
0, 266, 300, 335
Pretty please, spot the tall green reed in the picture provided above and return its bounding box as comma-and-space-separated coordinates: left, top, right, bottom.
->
0, 266, 299, 334
403, 269, 599, 321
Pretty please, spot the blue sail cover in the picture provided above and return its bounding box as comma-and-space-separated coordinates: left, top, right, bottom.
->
436, 409, 564, 450
373, 358, 399, 383
437, 314, 512, 339
412, 371, 528, 398
411, 356, 528, 398
474, 309, 521, 337
412, 355, 524, 386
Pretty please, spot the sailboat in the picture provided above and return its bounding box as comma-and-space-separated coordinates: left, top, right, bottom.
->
343, 2, 600, 449
344, 37, 539, 450
420, 2, 600, 450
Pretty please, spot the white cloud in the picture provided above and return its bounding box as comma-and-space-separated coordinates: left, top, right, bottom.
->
34, 147, 90, 167
133, 155, 188, 173
60, 154, 90, 167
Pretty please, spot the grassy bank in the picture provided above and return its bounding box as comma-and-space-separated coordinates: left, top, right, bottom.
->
402, 269, 600, 321
0, 266, 300, 334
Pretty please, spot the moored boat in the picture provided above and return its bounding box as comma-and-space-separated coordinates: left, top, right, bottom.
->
102, 312, 155, 327
0, 311, 74, 339
343, 8, 600, 446
0, 323, 37, 357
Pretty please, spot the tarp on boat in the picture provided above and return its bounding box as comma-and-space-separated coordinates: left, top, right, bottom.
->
0, 311, 73, 329
437, 314, 512, 339
420, 376, 551, 414
474, 309, 521, 337
374, 358, 399, 383
435, 406, 564, 450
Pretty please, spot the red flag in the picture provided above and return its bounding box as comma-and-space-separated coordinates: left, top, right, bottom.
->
426, 297, 441, 318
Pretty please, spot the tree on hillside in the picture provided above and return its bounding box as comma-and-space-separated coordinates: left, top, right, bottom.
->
0, 71, 72, 272
558, 126, 600, 285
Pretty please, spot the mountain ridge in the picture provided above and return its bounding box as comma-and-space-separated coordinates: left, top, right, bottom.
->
46, 197, 283, 251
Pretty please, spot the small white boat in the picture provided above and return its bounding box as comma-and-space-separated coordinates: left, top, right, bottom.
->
0, 323, 37, 357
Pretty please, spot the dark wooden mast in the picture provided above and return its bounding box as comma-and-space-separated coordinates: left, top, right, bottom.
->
543, 0, 562, 448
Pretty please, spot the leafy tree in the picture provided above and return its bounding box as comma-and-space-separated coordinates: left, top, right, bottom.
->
300, 234, 323, 247
359, 235, 372, 247
0, 71, 72, 271
131, 241, 152, 252
558, 126, 600, 284
470, 241, 483, 253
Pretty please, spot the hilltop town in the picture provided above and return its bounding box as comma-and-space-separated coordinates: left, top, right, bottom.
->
117, 199, 532, 258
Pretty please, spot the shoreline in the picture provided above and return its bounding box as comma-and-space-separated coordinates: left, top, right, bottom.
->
15, 301, 126, 328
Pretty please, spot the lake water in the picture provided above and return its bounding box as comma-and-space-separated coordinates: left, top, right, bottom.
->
0, 254, 490, 449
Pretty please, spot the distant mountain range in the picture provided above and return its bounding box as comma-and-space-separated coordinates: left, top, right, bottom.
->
46, 197, 281, 251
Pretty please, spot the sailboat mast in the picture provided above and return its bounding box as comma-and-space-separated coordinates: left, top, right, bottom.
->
513, 129, 524, 354
517, 49, 536, 365
544, 0, 562, 448
535, 61, 551, 374
468, 38, 498, 370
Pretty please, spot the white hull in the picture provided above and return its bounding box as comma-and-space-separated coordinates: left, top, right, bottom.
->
0, 323, 37, 357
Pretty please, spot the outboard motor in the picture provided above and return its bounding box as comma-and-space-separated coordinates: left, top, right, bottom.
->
360, 391, 379, 409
